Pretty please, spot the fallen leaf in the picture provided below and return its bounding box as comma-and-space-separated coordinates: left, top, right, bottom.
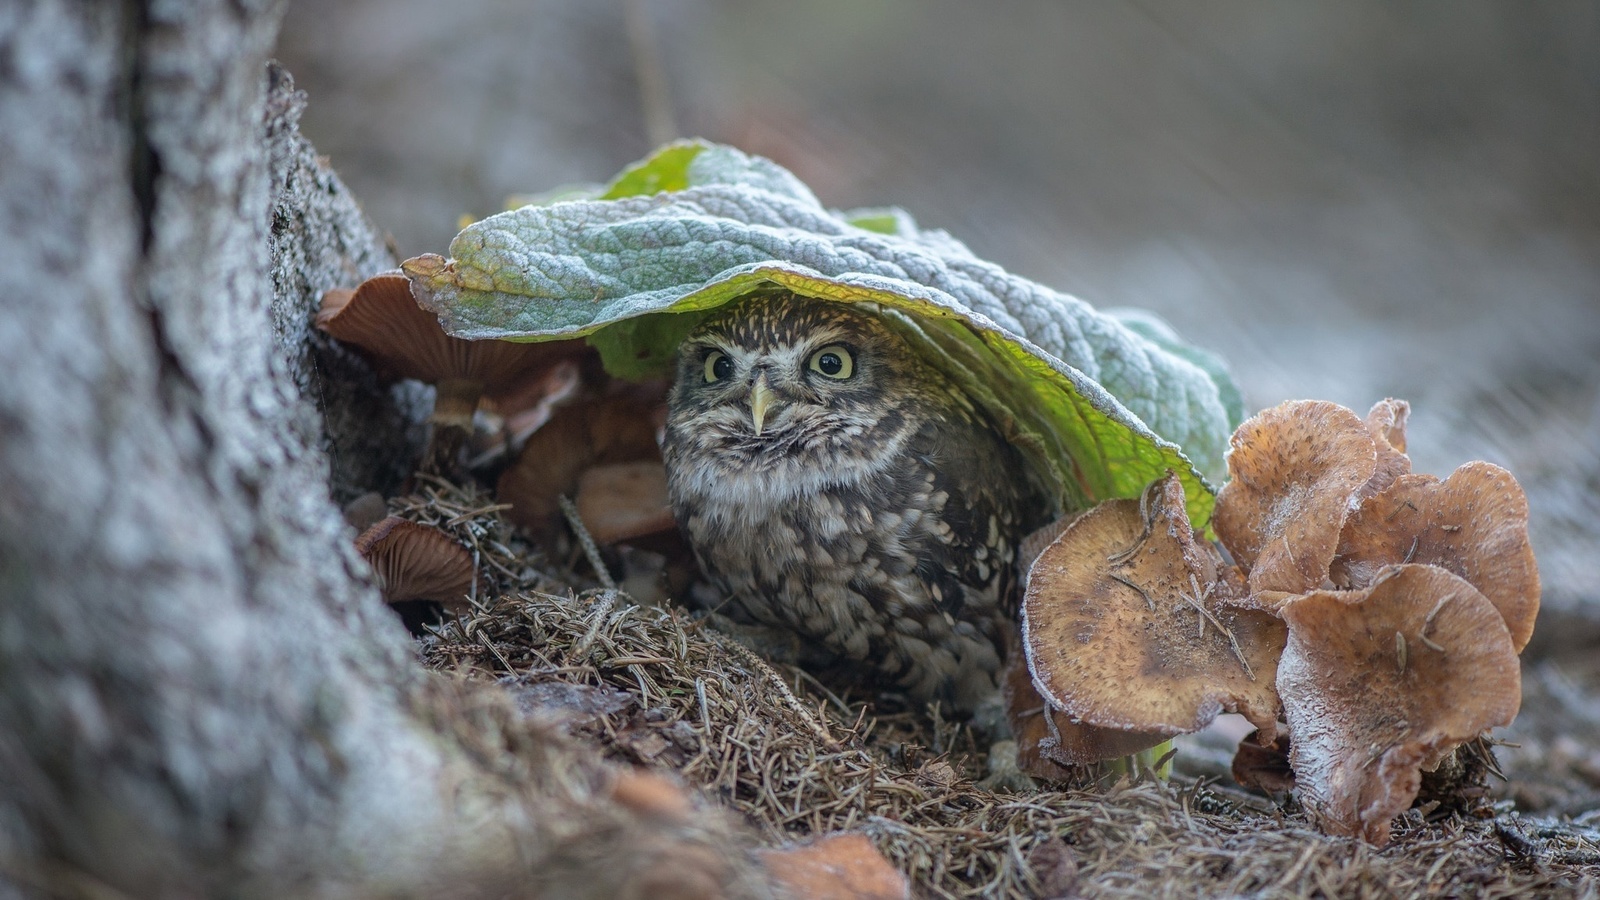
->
609, 770, 695, 824
759, 833, 910, 900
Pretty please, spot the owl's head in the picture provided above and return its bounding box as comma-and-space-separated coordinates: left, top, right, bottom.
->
664, 292, 924, 477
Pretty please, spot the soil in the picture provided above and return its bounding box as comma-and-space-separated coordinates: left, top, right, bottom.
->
389, 477, 1599, 897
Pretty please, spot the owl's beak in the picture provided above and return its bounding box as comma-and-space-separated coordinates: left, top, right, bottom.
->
749, 374, 775, 436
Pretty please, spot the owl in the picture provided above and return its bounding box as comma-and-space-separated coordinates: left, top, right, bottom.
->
662, 291, 1050, 715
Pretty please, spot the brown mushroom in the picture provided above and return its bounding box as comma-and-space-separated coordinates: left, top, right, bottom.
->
340, 491, 389, 533
1365, 397, 1409, 454
353, 516, 477, 612
1022, 474, 1285, 742
1357, 398, 1412, 502
317, 271, 582, 472
1015, 511, 1085, 589
1230, 729, 1295, 796
1276, 564, 1521, 845
1212, 400, 1377, 595
575, 461, 677, 546
1002, 648, 1168, 772
1330, 461, 1540, 651
497, 386, 666, 540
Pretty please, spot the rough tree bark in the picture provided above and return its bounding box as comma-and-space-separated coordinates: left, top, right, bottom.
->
0, 3, 766, 897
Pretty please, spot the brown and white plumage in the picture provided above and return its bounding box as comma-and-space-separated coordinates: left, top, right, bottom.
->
662, 291, 1048, 713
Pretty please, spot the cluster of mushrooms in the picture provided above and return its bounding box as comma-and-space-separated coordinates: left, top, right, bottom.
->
319, 271, 1539, 846
1016, 399, 1538, 844
318, 271, 682, 610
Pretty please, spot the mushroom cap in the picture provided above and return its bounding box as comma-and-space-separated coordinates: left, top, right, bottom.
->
1357, 398, 1412, 502
1022, 474, 1285, 739
1365, 398, 1410, 455
498, 388, 665, 535
318, 271, 572, 396
1002, 649, 1168, 771
1331, 461, 1540, 651
1212, 400, 1377, 595
575, 461, 677, 545
354, 516, 477, 609
1016, 511, 1085, 587
1277, 564, 1521, 845
341, 491, 389, 533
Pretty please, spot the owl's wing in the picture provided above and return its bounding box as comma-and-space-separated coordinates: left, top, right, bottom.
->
904, 402, 1050, 623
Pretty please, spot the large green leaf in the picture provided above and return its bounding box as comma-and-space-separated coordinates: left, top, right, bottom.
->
405, 141, 1240, 527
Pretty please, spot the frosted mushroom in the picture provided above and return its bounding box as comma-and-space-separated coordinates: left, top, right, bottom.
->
1015, 511, 1085, 588
1001, 650, 1167, 773
317, 271, 578, 472
1277, 564, 1521, 845
1022, 473, 1285, 743
1331, 461, 1540, 651
1211, 400, 1377, 595
1357, 398, 1412, 502
354, 516, 477, 612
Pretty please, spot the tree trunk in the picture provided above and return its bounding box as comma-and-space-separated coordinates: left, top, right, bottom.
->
0, 3, 764, 897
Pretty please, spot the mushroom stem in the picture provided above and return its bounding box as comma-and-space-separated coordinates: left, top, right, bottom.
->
422, 377, 484, 474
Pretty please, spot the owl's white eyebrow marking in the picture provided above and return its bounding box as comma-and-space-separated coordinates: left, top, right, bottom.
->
798, 325, 855, 349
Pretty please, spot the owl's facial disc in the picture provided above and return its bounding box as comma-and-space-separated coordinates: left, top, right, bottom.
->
667, 294, 918, 477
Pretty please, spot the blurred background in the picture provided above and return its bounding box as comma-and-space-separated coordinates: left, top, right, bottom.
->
275, 2, 1599, 626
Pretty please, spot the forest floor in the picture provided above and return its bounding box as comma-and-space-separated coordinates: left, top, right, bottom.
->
393, 476, 1600, 899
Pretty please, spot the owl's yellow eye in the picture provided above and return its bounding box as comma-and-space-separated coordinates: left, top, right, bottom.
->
808, 345, 854, 379
703, 350, 734, 383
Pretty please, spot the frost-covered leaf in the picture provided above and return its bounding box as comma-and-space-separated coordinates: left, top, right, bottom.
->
406, 141, 1241, 522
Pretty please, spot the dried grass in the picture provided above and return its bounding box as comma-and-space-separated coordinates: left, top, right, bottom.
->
395, 478, 1600, 899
